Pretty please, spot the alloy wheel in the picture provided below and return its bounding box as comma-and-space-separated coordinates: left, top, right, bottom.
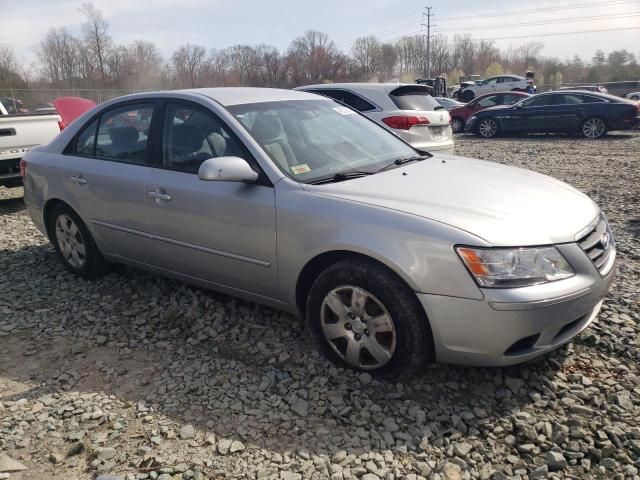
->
55, 214, 86, 268
320, 285, 396, 370
582, 118, 605, 139
478, 118, 498, 138
451, 118, 463, 133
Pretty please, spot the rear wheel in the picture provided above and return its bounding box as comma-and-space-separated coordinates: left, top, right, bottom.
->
581, 117, 607, 139
462, 90, 475, 102
48, 204, 110, 279
305, 259, 432, 377
451, 117, 465, 133
477, 117, 499, 138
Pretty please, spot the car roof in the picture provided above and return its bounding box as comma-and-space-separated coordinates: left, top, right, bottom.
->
297, 83, 431, 94
182, 87, 322, 106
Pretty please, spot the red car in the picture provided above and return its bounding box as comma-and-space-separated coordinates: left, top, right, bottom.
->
449, 91, 531, 133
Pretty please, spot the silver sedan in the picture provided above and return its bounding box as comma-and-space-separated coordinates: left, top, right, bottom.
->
22, 88, 615, 376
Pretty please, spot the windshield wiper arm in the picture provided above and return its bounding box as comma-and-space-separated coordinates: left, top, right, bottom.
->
376, 155, 430, 173
307, 170, 373, 185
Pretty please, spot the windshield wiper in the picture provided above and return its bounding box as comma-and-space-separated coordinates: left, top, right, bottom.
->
376, 155, 430, 173
307, 170, 373, 185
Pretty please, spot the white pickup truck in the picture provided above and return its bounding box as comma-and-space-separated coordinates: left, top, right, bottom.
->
0, 97, 95, 188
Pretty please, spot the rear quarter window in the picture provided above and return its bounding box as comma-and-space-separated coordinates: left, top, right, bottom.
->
389, 86, 441, 111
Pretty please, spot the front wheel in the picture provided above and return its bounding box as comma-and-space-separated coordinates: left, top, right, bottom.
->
451, 117, 465, 133
462, 90, 474, 102
581, 117, 607, 139
305, 259, 433, 377
477, 118, 499, 138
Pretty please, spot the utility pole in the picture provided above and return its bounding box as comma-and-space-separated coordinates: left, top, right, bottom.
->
421, 6, 434, 79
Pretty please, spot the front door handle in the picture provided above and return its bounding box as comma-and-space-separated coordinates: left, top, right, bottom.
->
148, 190, 172, 201
70, 175, 87, 185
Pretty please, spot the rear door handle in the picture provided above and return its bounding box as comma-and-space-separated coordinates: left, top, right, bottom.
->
0, 128, 16, 136
148, 190, 172, 201
70, 175, 87, 185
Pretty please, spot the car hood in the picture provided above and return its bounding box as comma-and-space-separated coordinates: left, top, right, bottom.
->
303, 154, 599, 246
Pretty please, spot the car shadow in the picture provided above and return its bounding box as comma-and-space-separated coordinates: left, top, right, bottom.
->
0, 241, 583, 473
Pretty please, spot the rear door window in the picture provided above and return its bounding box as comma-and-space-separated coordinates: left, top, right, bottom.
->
95, 104, 154, 163
501, 94, 524, 105
522, 95, 554, 107
477, 95, 498, 107
389, 86, 442, 111
308, 89, 376, 112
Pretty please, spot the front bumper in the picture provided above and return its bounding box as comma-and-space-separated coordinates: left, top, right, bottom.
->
418, 242, 615, 366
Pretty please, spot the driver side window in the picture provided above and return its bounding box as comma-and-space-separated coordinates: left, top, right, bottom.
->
162, 103, 244, 174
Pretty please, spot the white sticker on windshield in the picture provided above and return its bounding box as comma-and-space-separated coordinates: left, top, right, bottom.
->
333, 106, 355, 115
291, 164, 311, 175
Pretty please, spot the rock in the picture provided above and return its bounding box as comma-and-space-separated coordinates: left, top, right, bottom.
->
545, 451, 568, 471
217, 438, 233, 455
530, 464, 548, 479
229, 440, 245, 453
280, 473, 302, 480
67, 441, 85, 457
453, 442, 473, 457
0, 454, 28, 472
505, 376, 524, 394
95, 447, 117, 461
96, 476, 124, 480
49, 452, 64, 464
442, 462, 462, 480
95, 335, 108, 345
180, 424, 195, 439
359, 373, 372, 385
291, 399, 309, 417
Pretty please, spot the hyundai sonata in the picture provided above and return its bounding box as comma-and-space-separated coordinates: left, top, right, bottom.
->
23, 88, 615, 376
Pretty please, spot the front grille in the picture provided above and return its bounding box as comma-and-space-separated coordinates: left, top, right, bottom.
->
577, 215, 615, 275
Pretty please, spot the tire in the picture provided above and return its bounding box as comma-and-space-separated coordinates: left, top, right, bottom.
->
581, 117, 607, 139
451, 117, 465, 134
462, 90, 474, 102
48, 203, 110, 279
629, 95, 639, 101
477, 117, 499, 138
305, 258, 433, 377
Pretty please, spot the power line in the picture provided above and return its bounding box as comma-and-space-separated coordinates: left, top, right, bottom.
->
436, 12, 640, 33
334, 0, 638, 47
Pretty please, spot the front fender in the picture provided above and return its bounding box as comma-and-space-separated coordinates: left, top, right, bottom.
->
274, 181, 486, 306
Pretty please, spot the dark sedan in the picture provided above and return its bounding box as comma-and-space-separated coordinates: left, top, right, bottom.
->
449, 91, 530, 133
465, 91, 640, 138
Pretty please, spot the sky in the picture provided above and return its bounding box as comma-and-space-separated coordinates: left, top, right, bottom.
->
2, 0, 639, 67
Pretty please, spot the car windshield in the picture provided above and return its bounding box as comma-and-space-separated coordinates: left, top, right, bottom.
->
227, 99, 419, 183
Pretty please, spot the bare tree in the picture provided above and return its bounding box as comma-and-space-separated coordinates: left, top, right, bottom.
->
172, 44, 206, 87
352, 36, 382, 80
207, 48, 230, 86
287, 30, 343, 85
37, 28, 82, 87
80, 2, 111, 87
0, 44, 23, 87
379, 43, 398, 81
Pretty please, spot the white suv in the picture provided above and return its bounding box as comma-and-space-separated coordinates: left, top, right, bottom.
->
297, 83, 454, 154
459, 75, 532, 102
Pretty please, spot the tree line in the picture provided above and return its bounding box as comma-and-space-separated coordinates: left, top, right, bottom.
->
1, 3, 639, 93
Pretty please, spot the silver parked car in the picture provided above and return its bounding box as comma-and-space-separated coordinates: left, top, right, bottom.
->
296, 83, 454, 154
23, 88, 615, 376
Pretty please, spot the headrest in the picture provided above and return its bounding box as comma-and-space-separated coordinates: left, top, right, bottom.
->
251, 115, 282, 142
172, 124, 204, 151
209, 132, 226, 156
108, 126, 139, 144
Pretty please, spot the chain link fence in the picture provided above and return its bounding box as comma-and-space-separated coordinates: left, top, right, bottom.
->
0, 88, 145, 114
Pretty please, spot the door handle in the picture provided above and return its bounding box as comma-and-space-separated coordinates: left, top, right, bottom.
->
148, 190, 172, 201
0, 128, 16, 136
70, 175, 87, 185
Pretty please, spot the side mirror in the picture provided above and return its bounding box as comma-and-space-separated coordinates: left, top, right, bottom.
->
198, 156, 259, 183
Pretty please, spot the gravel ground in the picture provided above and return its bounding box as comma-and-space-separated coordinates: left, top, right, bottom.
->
0, 132, 639, 480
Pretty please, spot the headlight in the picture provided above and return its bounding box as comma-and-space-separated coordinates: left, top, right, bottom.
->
456, 246, 574, 288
